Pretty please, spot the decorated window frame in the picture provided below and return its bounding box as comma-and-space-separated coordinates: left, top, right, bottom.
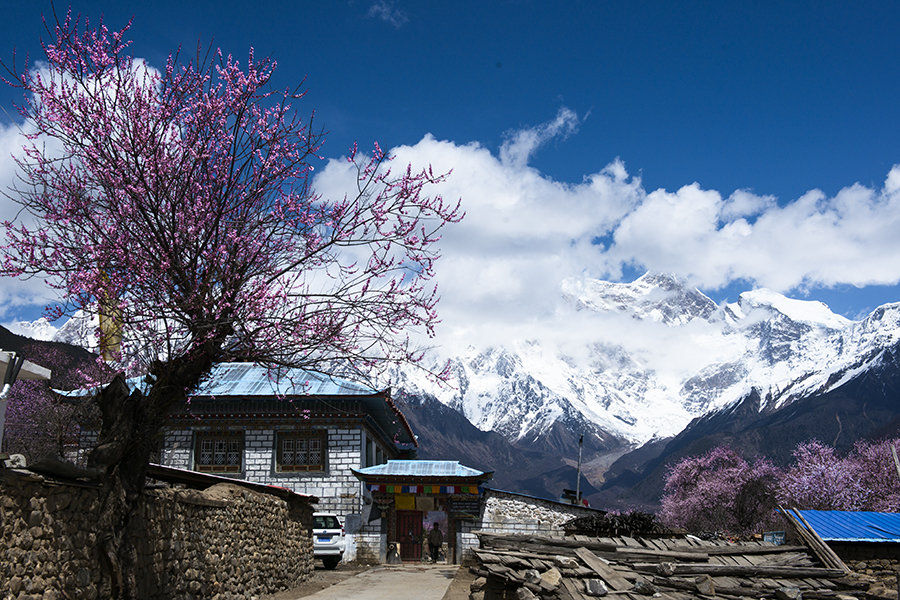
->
276, 429, 327, 472
194, 430, 243, 474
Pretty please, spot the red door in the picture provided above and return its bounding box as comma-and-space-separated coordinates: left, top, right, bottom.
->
396, 510, 423, 561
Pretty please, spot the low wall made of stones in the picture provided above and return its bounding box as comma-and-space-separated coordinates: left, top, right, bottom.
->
0, 470, 314, 600
477, 489, 601, 538
453, 489, 601, 561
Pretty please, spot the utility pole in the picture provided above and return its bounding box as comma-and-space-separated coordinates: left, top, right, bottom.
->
575, 434, 584, 505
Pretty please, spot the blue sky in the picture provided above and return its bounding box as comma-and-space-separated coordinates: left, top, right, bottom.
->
2, 1, 900, 337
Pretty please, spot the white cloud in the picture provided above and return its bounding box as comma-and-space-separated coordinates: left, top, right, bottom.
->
499, 107, 580, 169
5, 102, 900, 357
605, 171, 900, 293
367, 1, 409, 28
313, 109, 900, 357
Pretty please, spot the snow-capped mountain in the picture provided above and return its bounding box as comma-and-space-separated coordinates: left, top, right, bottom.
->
5, 312, 98, 348
4, 317, 60, 342
394, 272, 900, 449
15, 272, 900, 455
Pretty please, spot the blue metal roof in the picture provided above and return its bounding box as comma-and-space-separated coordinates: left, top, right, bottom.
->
60, 362, 379, 398
355, 460, 489, 478
192, 363, 378, 397
795, 510, 900, 543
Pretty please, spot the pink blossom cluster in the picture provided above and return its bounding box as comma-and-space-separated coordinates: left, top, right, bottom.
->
1, 344, 105, 459
660, 439, 900, 535
659, 445, 781, 536
1, 11, 462, 385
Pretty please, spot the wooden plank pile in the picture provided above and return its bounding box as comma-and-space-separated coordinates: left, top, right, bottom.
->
468, 531, 877, 600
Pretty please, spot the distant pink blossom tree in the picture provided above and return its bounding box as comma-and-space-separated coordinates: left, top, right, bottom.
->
1, 12, 461, 597
778, 439, 900, 511
660, 445, 782, 536
849, 438, 900, 511
2, 344, 104, 460
777, 441, 869, 510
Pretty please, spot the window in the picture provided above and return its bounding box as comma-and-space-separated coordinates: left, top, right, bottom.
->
313, 514, 341, 529
277, 430, 326, 472
195, 431, 243, 473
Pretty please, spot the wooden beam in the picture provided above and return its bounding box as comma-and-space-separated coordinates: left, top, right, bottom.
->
574, 547, 634, 591
614, 546, 709, 562
476, 531, 618, 553
634, 562, 847, 579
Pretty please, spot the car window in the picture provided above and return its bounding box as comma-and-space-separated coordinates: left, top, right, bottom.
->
314, 515, 341, 529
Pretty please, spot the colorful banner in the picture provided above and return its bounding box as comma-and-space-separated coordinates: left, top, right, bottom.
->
395, 494, 415, 510
365, 483, 482, 495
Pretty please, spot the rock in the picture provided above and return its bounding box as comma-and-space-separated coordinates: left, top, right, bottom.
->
695, 574, 715, 596
585, 578, 609, 596
42, 589, 60, 600
471, 576, 487, 591
775, 586, 802, 600
632, 580, 658, 595
514, 587, 537, 600
9, 576, 23, 594
469, 592, 485, 600
540, 567, 562, 587
657, 562, 676, 576
554, 555, 578, 568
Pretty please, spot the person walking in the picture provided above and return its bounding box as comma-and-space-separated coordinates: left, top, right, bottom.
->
427, 523, 443, 562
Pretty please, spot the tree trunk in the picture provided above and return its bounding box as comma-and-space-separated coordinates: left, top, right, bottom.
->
86, 350, 217, 598
87, 375, 161, 599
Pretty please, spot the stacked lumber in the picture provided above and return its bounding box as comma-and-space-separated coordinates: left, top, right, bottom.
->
563, 511, 667, 538
468, 531, 873, 600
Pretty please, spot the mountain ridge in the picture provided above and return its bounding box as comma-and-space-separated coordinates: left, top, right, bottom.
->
9, 272, 900, 505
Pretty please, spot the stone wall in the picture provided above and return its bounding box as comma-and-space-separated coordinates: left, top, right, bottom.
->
458, 488, 602, 559
830, 543, 900, 596
480, 489, 602, 536
0, 469, 314, 599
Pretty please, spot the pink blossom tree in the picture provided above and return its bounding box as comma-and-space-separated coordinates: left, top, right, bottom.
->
777, 441, 869, 510
660, 445, 782, 536
778, 439, 900, 511
1, 12, 461, 596
848, 438, 900, 511
2, 343, 104, 460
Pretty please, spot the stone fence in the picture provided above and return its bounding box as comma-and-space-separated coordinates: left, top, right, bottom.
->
458, 488, 602, 559
0, 467, 315, 599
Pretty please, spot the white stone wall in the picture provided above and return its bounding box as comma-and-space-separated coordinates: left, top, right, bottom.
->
480, 490, 597, 537
160, 426, 376, 517
459, 519, 481, 559
456, 489, 601, 561
161, 429, 191, 470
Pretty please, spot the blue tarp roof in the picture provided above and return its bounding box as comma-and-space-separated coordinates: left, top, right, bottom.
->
795, 510, 900, 542
355, 460, 489, 478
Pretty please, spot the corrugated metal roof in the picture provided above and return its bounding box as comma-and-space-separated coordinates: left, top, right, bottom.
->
796, 510, 900, 542
192, 363, 377, 397
355, 460, 487, 478
59, 362, 378, 398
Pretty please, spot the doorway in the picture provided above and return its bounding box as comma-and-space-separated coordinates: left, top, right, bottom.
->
396, 510, 423, 561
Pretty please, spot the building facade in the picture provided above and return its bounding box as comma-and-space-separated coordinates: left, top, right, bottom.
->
157, 363, 416, 519
353, 460, 494, 564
